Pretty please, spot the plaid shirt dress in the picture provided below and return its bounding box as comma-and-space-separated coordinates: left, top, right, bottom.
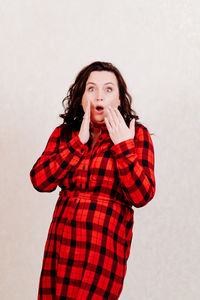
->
30, 121, 156, 299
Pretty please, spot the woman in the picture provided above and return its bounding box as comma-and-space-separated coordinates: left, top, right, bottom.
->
30, 61, 156, 299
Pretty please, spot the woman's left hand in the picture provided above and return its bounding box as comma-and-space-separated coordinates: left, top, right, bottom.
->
104, 106, 135, 145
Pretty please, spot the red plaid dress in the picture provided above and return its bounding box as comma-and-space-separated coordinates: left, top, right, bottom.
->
30, 121, 156, 299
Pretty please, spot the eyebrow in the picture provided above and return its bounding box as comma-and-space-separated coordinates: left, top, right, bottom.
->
86, 82, 114, 86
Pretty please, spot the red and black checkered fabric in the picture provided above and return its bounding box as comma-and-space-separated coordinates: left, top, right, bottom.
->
30, 121, 156, 299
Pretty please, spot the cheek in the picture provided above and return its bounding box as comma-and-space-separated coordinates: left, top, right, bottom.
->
109, 94, 120, 107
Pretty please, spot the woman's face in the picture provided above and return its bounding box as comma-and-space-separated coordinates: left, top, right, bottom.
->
81, 71, 120, 125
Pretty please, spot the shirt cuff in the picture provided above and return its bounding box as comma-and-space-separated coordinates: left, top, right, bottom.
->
110, 138, 137, 159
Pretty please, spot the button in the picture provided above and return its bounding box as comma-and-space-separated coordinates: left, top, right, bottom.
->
99, 137, 102, 140
82, 165, 85, 169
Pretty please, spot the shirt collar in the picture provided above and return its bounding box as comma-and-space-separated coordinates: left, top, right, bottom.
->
90, 123, 108, 135
100, 123, 108, 133
74, 123, 109, 139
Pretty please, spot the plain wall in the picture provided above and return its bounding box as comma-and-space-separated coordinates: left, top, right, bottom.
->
1, 0, 200, 299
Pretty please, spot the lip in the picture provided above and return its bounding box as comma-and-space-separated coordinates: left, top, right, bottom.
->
94, 105, 104, 114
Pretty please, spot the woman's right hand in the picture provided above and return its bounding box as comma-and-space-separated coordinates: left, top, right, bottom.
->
78, 99, 91, 144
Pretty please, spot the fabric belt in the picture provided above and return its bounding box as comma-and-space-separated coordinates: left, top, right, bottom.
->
59, 188, 133, 210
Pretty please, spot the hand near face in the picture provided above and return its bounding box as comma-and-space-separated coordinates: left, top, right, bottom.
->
78, 99, 91, 144
104, 106, 135, 145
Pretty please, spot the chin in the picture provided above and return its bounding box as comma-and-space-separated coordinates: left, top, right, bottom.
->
91, 119, 105, 128
91, 117, 105, 124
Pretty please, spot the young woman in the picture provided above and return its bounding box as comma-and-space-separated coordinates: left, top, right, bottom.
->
30, 61, 156, 299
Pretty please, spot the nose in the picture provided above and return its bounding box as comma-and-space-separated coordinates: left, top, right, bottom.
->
96, 89, 104, 101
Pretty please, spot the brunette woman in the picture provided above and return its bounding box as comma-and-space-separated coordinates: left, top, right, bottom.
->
30, 61, 156, 299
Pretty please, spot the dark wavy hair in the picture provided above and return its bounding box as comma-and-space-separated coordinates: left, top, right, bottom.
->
59, 61, 139, 140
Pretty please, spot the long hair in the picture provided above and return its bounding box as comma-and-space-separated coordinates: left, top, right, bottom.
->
59, 61, 139, 140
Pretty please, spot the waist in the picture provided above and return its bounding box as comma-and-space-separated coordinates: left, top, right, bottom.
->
59, 188, 133, 209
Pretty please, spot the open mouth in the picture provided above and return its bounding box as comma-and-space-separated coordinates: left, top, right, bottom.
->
95, 105, 104, 111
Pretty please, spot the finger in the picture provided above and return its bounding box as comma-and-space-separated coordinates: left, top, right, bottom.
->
105, 111, 112, 127
129, 119, 136, 136
86, 99, 90, 113
114, 107, 126, 124
130, 118, 135, 128
87, 99, 91, 119
106, 106, 116, 128
104, 116, 112, 132
85, 99, 91, 120
108, 106, 119, 127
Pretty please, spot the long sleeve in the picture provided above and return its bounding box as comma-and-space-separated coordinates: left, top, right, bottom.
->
30, 125, 87, 192
110, 124, 156, 208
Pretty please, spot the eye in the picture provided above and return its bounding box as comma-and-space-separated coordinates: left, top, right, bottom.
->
106, 87, 112, 92
88, 86, 95, 92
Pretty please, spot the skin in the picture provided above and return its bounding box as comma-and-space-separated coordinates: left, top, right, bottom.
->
79, 71, 135, 145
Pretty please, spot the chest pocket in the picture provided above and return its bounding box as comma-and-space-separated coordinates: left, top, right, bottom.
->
89, 150, 118, 184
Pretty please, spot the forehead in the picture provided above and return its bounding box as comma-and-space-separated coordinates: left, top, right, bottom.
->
86, 71, 118, 85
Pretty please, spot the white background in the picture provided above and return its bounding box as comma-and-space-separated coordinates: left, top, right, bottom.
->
1, 0, 200, 299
